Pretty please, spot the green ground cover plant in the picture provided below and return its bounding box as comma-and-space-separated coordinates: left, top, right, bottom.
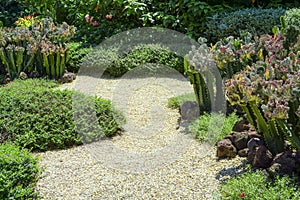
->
189, 112, 240, 144
0, 142, 40, 199
167, 93, 196, 109
216, 169, 300, 199
0, 79, 124, 151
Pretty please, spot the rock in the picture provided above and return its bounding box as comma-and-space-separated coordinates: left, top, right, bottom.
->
248, 130, 261, 138
224, 134, 233, 141
232, 119, 251, 132
232, 132, 249, 150
247, 138, 263, 151
59, 71, 76, 83
19, 72, 28, 80
238, 148, 249, 157
269, 150, 300, 176
249, 145, 273, 169
217, 138, 237, 158
28, 71, 40, 78
180, 101, 199, 121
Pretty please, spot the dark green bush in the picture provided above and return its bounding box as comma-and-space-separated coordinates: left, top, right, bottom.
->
0, 142, 40, 199
217, 170, 300, 199
0, 0, 25, 27
0, 79, 124, 151
205, 8, 286, 43
104, 44, 184, 77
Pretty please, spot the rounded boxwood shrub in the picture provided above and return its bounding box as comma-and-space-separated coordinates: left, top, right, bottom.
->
0, 79, 124, 151
104, 44, 184, 77
205, 8, 286, 43
281, 8, 300, 28
0, 142, 40, 199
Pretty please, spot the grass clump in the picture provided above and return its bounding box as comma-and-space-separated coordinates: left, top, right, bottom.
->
216, 170, 300, 200
189, 112, 240, 144
0, 142, 40, 199
167, 93, 196, 109
0, 79, 124, 151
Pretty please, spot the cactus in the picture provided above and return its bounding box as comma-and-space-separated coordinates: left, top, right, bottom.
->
184, 39, 224, 113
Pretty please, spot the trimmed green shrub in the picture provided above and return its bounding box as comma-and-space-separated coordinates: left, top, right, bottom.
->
0, 142, 40, 199
205, 8, 286, 43
104, 44, 184, 77
189, 112, 240, 143
66, 42, 93, 73
0, 79, 124, 151
217, 170, 300, 199
281, 8, 300, 28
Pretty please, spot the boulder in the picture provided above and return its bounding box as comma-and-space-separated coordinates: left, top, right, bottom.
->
180, 101, 199, 121
269, 150, 300, 177
238, 148, 249, 157
232, 131, 249, 150
59, 71, 76, 83
247, 140, 273, 169
19, 72, 28, 80
217, 138, 237, 158
232, 119, 251, 132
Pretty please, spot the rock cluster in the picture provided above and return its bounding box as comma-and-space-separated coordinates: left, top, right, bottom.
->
217, 119, 300, 177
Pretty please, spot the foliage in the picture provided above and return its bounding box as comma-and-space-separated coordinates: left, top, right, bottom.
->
189, 112, 240, 144
0, 142, 40, 199
217, 170, 300, 200
225, 31, 300, 155
205, 8, 286, 43
0, 79, 124, 151
0, 18, 76, 79
104, 44, 184, 77
65, 42, 92, 73
167, 93, 196, 109
0, 0, 26, 27
281, 8, 300, 28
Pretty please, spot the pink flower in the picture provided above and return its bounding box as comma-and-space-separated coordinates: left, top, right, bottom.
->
85, 14, 91, 23
105, 14, 113, 19
91, 21, 99, 27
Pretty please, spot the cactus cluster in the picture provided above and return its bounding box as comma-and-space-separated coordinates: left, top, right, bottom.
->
184, 38, 224, 113
0, 18, 76, 79
225, 31, 300, 155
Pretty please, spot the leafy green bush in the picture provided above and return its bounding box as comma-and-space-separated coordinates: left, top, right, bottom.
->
167, 93, 196, 109
0, 142, 40, 199
104, 44, 184, 77
189, 112, 240, 144
205, 8, 286, 43
0, 79, 124, 151
217, 170, 300, 200
281, 8, 300, 28
66, 42, 93, 73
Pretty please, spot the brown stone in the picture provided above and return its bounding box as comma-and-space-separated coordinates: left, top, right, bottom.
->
251, 145, 273, 169
232, 119, 251, 132
232, 132, 249, 150
217, 138, 237, 158
238, 148, 249, 157
269, 150, 300, 176
180, 101, 199, 121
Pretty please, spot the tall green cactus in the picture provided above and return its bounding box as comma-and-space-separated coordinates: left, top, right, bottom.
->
184, 57, 211, 113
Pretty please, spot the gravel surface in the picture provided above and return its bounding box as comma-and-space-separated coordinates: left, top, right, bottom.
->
35, 76, 246, 199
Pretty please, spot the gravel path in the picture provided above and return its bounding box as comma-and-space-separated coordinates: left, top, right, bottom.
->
36, 76, 246, 199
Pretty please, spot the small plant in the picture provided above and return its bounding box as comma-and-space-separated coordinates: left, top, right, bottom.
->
0, 142, 40, 199
167, 93, 196, 109
217, 170, 300, 200
189, 112, 240, 144
0, 79, 124, 151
